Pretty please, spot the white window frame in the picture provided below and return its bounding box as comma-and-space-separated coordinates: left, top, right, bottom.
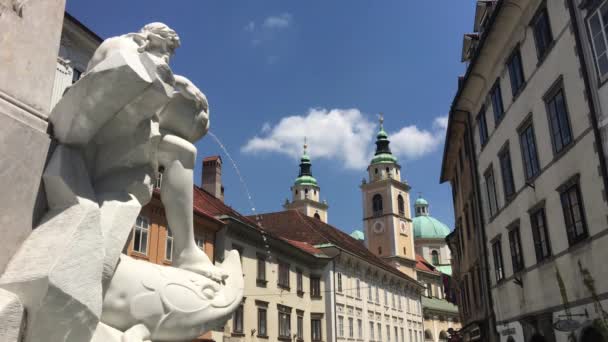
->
338, 315, 344, 337
588, 1, 608, 81
132, 216, 150, 255
165, 226, 173, 261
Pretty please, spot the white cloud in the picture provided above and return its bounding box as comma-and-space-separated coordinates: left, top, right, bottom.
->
242, 108, 446, 170
433, 115, 448, 131
244, 21, 255, 32
262, 13, 292, 29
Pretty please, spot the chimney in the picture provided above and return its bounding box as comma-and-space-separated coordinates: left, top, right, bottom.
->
202, 155, 224, 201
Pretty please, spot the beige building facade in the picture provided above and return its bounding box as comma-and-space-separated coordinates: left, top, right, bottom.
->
444, 1, 608, 341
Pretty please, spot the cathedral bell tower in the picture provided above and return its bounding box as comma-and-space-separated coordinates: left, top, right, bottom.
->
284, 141, 328, 222
360, 115, 416, 278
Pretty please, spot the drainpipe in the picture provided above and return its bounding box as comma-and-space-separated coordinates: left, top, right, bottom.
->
333, 249, 342, 342
567, 0, 608, 192
464, 111, 498, 342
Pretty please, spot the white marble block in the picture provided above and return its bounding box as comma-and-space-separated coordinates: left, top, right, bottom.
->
0, 146, 104, 342
0, 289, 24, 342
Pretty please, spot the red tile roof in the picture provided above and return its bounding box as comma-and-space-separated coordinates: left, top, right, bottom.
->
251, 210, 419, 284
194, 187, 326, 258
193, 186, 258, 227
415, 254, 440, 275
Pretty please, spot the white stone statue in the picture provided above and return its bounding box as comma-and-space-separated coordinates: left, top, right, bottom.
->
0, 23, 243, 342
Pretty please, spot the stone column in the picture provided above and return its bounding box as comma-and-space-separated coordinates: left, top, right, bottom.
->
0, 0, 65, 273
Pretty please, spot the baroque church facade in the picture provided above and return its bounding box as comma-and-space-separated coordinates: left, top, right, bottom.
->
278, 117, 461, 341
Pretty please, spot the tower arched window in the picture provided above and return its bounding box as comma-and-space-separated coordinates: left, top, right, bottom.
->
314, 213, 320, 220
372, 194, 383, 216
431, 250, 439, 265
398, 195, 405, 216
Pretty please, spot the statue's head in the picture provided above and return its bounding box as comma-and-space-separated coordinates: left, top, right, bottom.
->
137, 22, 181, 63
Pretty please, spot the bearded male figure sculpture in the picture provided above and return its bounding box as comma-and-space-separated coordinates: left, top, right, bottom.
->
0, 23, 243, 342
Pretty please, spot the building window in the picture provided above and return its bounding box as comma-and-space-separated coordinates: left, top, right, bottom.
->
233, 303, 244, 334
297, 312, 304, 341
384, 288, 388, 306
509, 227, 524, 273
426, 283, 432, 298
257, 307, 267, 337
492, 240, 505, 282
356, 279, 361, 298
368, 282, 373, 300
484, 167, 499, 217
378, 324, 382, 341
278, 261, 290, 289
358, 319, 363, 339
278, 305, 292, 339
530, 208, 552, 262
297, 269, 303, 295
519, 121, 540, 180
348, 317, 354, 338
314, 212, 321, 220
378, 246, 382, 255
398, 195, 405, 216
155, 166, 164, 189
387, 325, 391, 342
132, 216, 149, 255
507, 47, 525, 96
376, 285, 380, 303
588, 2, 608, 79
499, 146, 516, 200
490, 80, 504, 123
409, 329, 413, 342
257, 255, 266, 283
545, 85, 572, 154
310, 276, 321, 298
477, 108, 489, 146
370, 322, 375, 340
401, 328, 405, 342
195, 236, 205, 251
392, 292, 396, 308
532, 7, 553, 60
560, 182, 588, 245
164, 227, 173, 261
338, 316, 344, 338
431, 250, 440, 265
311, 317, 322, 341
337, 272, 343, 292
72, 68, 82, 84
373, 194, 383, 216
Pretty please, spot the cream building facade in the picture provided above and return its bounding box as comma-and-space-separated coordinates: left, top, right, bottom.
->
444, 1, 608, 341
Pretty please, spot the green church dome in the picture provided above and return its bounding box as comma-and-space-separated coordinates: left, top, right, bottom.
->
413, 196, 450, 239
415, 197, 428, 206
413, 216, 451, 239
295, 175, 318, 186
350, 230, 365, 241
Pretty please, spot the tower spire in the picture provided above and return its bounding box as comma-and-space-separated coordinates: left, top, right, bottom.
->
370, 113, 397, 164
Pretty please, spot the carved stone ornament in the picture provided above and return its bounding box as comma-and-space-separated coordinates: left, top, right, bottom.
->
0, 23, 243, 342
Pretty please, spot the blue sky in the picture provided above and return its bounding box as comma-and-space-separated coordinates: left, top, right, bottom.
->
67, 1, 475, 233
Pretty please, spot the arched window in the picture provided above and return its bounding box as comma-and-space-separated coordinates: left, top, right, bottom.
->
431, 250, 440, 265
398, 195, 405, 216
424, 330, 433, 341
372, 194, 383, 216
439, 331, 448, 342
314, 213, 321, 220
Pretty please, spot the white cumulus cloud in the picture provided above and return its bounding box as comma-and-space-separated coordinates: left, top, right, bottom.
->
241, 108, 447, 170
262, 13, 292, 29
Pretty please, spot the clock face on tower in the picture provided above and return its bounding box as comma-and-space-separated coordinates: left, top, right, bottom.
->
373, 222, 384, 234
400, 221, 407, 234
